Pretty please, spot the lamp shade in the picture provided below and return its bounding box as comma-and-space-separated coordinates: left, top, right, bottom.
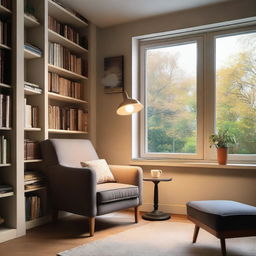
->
116, 91, 143, 115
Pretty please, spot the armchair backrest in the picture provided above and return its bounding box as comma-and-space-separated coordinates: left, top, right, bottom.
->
41, 139, 99, 168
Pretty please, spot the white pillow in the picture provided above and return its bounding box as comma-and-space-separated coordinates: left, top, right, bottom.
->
80, 159, 115, 184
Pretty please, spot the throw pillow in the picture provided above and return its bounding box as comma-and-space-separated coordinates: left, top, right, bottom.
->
80, 159, 115, 184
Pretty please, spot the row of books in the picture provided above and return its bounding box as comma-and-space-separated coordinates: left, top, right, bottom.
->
0, 93, 11, 128
48, 42, 87, 76
24, 139, 40, 160
24, 81, 43, 94
24, 98, 39, 128
48, 105, 88, 131
48, 16, 88, 49
0, 49, 11, 84
48, 72, 82, 99
0, 0, 11, 10
24, 171, 45, 191
24, 43, 42, 56
25, 195, 43, 221
0, 135, 8, 164
0, 20, 11, 46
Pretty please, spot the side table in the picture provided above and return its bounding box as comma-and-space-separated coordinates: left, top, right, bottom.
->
142, 177, 172, 221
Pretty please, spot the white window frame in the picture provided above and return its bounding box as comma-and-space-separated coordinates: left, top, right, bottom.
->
140, 36, 204, 159
135, 21, 256, 163
207, 26, 256, 162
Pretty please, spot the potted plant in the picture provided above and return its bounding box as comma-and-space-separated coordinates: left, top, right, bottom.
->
209, 129, 236, 165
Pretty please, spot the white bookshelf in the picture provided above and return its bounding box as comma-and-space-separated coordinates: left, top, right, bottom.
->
0, 4, 12, 15
24, 48, 42, 59
26, 215, 51, 230
48, 29, 88, 54
0, 82, 11, 89
0, 228, 16, 243
24, 159, 42, 163
48, 129, 88, 134
24, 14, 40, 28
0, 192, 14, 198
48, 92, 87, 104
48, 64, 88, 80
48, 0, 88, 28
0, 43, 11, 50
0, 0, 96, 243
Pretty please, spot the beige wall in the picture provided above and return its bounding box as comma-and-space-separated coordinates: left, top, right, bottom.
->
96, 0, 256, 214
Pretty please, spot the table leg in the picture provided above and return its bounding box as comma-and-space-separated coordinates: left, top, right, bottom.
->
142, 181, 171, 221
154, 181, 159, 211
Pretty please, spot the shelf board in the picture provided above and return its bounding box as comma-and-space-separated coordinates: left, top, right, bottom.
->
24, 127, 42, 131
25, 186, 46, 193
48, 0, 88, 28
48, 129, 88, 134
24, 87, 42, 95
0, 227, 16, 243
0, 83, 11, 88
0, 127, 12, 130
48, 64, 87, 80
0, 192, 14, 198
0, 5, 11, 15
0, 163, 11, 167
48, 29, 88, 55
48, 92, 88, 104
24, 14, 40, 28
24, 159, 42, 163
24, 49, 42, 59
0, 43, 11, 50
26, 215, 51, 230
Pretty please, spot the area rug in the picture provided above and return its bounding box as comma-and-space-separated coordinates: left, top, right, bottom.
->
58, 222, 256, 256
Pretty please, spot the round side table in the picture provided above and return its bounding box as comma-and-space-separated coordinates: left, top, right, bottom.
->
142, 177, 172, 221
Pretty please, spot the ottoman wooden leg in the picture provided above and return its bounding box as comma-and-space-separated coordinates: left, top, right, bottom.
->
192, 225, 200, 243
220, 238, 226, 256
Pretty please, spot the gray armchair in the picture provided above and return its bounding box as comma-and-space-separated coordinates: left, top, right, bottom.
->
40, 139, 143, 236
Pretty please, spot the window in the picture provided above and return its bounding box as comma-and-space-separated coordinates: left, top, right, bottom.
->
137, 24, 256, 162
215, 32, 256, 156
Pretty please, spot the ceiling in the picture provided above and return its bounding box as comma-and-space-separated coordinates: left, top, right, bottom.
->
60, 0, 231, 28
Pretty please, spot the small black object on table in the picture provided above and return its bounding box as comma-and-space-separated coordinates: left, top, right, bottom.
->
142, 177, 172, 221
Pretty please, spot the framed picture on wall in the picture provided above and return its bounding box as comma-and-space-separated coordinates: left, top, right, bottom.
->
102, 56, 124, 93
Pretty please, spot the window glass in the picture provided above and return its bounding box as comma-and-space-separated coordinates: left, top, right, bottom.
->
216, 32, 256, 154
145, 42, 197, 154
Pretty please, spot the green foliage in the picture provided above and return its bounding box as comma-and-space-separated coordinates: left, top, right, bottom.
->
209, 129, 236, 149
146, 34, 256, 155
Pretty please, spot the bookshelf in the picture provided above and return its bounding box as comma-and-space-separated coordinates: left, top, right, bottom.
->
0, 0, 96, 243
0, 4, 12, 15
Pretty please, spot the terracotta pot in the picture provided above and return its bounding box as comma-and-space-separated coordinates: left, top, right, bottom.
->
217, 147, 228, 165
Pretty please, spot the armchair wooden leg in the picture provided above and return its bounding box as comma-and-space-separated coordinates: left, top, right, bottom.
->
89, 217, 95, 237
220, 238, 226, 256
134, 206, 139, 223
192, 225, 200, 243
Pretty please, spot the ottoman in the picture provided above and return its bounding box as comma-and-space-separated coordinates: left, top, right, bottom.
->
187, 200, 256, 256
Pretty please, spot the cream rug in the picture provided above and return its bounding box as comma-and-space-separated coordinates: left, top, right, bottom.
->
58, 222, 256, 256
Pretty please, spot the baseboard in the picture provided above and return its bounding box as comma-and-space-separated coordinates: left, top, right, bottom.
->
140, 203, 187, 215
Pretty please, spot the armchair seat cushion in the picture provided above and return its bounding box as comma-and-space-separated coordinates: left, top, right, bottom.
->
96, 183, 139, 204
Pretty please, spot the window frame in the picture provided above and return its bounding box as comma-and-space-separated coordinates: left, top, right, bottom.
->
207, 26, 256, 162
136, 22, 256, 163
139, 36, 204, 159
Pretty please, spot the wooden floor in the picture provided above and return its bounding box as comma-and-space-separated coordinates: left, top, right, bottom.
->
0, 211, 189, 256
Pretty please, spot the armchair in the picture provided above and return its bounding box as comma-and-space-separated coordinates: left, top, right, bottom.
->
40, 139, 143, 236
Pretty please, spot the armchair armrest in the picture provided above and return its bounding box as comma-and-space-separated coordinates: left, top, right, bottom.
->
109, 165, 143, 204
47, 164, 97, 217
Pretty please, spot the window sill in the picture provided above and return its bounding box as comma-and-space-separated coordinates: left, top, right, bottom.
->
130, 159, 256, 169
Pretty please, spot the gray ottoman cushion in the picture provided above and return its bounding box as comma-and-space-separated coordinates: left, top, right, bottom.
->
187, 200, 256, 231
